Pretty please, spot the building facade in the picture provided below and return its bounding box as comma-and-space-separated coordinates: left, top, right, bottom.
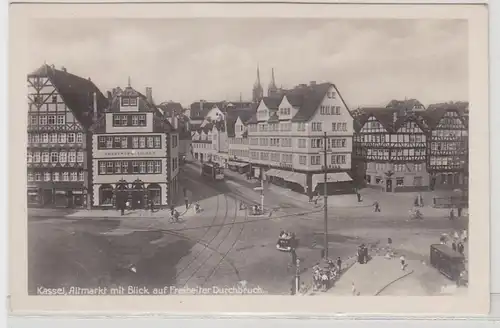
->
247, 82, 355, 196
90, 85, 179, 208
423, 103, 469, 190
353, 107, 430, 192
27, 64, 107, 208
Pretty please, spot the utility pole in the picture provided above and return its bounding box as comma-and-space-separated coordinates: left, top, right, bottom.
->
322, 131, 329, 260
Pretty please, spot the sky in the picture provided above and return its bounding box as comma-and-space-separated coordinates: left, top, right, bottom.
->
27, 18, 468, 108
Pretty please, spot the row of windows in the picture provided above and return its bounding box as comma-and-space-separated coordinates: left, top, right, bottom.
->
366, 175, 424, 187
29, 115, 66, 126
28, 171, 84, 182
27, 151, 84, 163
193, 143, 213, 149
28, 133, 84, 144
319, 106, 342, 115
113, 114, 147, 127
279, 108, 291, 116
31, 94, 59, 105
369, 163, 423, 172
356, 134, 426, 143
98, 160, 162, 175
229, 138, 248, 145
431, 130, 467, 138
308, 154, 347, 165
309, 138, 348, 149
429, 157, 465, 166
332, 123, 348, 131
121, 97, 138, 106
98, 136, 162, 149
229, 149, 249, 158
430, 142, 464, 151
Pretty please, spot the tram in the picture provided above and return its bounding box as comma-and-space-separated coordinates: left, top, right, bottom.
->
201, 162, 225, 181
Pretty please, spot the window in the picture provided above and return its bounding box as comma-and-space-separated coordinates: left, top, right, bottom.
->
33, 134, 40, 143
104, 136, 112, 148
154, 161, 161, 173
147, 137, 154, 148
78, 172, 85, 181
299, 155, 307, 165
50, 152, 58, 163
122, 162, 129, 173
28, 172, 34, 181
35, 172, 42, 181
58, 152, 67, 163
42, 152, 49, 163
57, 115, 64, 125
331, 155, 346, 164
139, 137, 146, 148
132, 161, 139, 173
30, 116, 38, 125
147, 161, 154, 173
414, 164, 423, 172
68, 151, 76, 162
139, 161, 146, 173
58, 133, 67, 143
52, 172, 59, 181
121, 137, 128, 148
70, 172, 78, 181
122, 97, 130, 106
172, 135, 178, 148
132, 115, 139, 126
413, 176, 423, 186
98, 136, 106, 148
44, 172, 51, 181
130, 98, 137, 106
154, 136, 161, 148
312, 122, 322, 131
114, 115, 121, 126
311, 155, 321, 165
77, 151, 84, 163
33, 152, 40, 163
76, 133, 83, 143
48, 115, 56, 125
105, 162, 113, 174
113, 137, 121, 148
297, 123, 306, 131
298, 139, 306, 148
52, 95, 58, 103
39, 116, 47, 125
41, 133, 48, 143
27, 152, 32, 163
49, 133, 57, 143
62, 172, 69, 181
396, 178, 404, 187
132, 137, 139, 148
68, 133, 75, 143
138, 115, 146, 126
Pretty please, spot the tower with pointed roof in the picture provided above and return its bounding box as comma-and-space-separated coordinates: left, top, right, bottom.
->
252, 65, 264, 103
268, 68, 278, 97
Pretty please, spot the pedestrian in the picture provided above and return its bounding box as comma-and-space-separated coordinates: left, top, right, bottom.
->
452, 241, 457, 252
440, 234, 447, 245
374, 201, 381, 212
387, 237, 393, 248
336, 257, 342, 272
457, 242, 465, 255
170, 205, 175, 217
363, 246, 369, 263
357, 192, 362, 202
184, 196, 189, 210
321, 272, 329, 291
458, 207, 463, 217
400, 255, 406, 271
449, 208, 455, 220
462, 229, 468, 243
126, 201, 130, 211
418, 194, 424, 207
351, 282, 357, 296
414, 196, 419, 207
150, 199, 155, 213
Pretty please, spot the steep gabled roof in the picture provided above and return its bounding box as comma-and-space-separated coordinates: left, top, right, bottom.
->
386, 98, 425, 112
157, 101, 183, 118
420, 102, 469, 129
262, 96, 283, 110
189, 101, 218, 119
394, 112, 430, 132
29, 64, 108, 128
355, 107, 397, 132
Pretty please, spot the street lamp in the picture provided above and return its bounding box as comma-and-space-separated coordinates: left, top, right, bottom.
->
319, 132, 332, 260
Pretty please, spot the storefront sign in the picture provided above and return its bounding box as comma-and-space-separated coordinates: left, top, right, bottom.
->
102, 150, 160, 157
72, 190, 84, 195
55, 190, 66, 195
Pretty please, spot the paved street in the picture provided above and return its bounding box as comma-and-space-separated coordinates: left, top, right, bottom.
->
28, 163, 468, 295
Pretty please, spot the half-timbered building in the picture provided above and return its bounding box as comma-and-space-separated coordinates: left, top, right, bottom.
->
27, 64, 108, 208
421, 102, 469, 190
353, 107, 430, 192
90, 84, 179, 209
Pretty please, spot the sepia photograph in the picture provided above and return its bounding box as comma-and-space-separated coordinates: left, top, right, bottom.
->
8, 2, 490, 315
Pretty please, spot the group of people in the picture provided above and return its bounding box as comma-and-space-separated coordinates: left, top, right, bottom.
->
357, 244, 370, 264
440, 229, 467, 255
311, 258, 342, 292
448, 207, 465, 220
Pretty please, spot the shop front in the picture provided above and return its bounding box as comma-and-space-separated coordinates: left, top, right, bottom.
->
27, 182, 87, 208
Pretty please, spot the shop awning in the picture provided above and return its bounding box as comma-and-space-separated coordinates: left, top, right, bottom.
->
312, 172, 353, 189
265, 169, 280, 177
266, 169, 294, 178
284, 172, 307, 188
228, 161, 250, 168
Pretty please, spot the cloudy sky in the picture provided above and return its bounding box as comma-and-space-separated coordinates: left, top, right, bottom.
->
27, 18, 468, 108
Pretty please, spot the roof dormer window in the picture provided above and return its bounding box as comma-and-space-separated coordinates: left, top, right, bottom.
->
122, 97, 130, 106
130, 97, 137, 106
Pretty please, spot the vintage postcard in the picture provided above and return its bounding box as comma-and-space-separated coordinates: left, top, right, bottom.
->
8, 1, 490, 315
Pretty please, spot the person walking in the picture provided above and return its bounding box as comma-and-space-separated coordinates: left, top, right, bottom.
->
449, 208, 455, 220
452, 241, 457, 252
374, 201, 381, 212
336, 257, 342, 273
357, 192, 362, 202
351, 282, 357, 296
458, 207, 463, 217
400, 255, 406, 271
150, 199, 155, 213
457, 242, 465, 255
184, 196, 189, 210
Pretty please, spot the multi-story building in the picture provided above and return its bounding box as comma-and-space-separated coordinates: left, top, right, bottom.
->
191, 120, 227, 165
421, 102, 469, 190
247, 81, 355, 196
158, 101, 192, 160
353, 106, 430, 192
27, 64, 107, 208
226, 109, 256, 172
90, 84, 179, 208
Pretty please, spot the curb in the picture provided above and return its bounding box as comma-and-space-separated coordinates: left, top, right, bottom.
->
29, 207, 192, 221
374, 269, 415, 296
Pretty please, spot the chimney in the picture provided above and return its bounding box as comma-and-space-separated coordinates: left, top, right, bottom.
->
61, 66, 67, 72
107, 91, 112, 102
393, 112, 397, 123
88, 77, 91, 81
145, 87, 153, 104
93, 92, 98, 121
310, 81, 316, 86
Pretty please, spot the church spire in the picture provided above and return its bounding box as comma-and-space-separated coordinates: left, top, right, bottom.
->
252, 64, 263, 103
268, 68, 278, 97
